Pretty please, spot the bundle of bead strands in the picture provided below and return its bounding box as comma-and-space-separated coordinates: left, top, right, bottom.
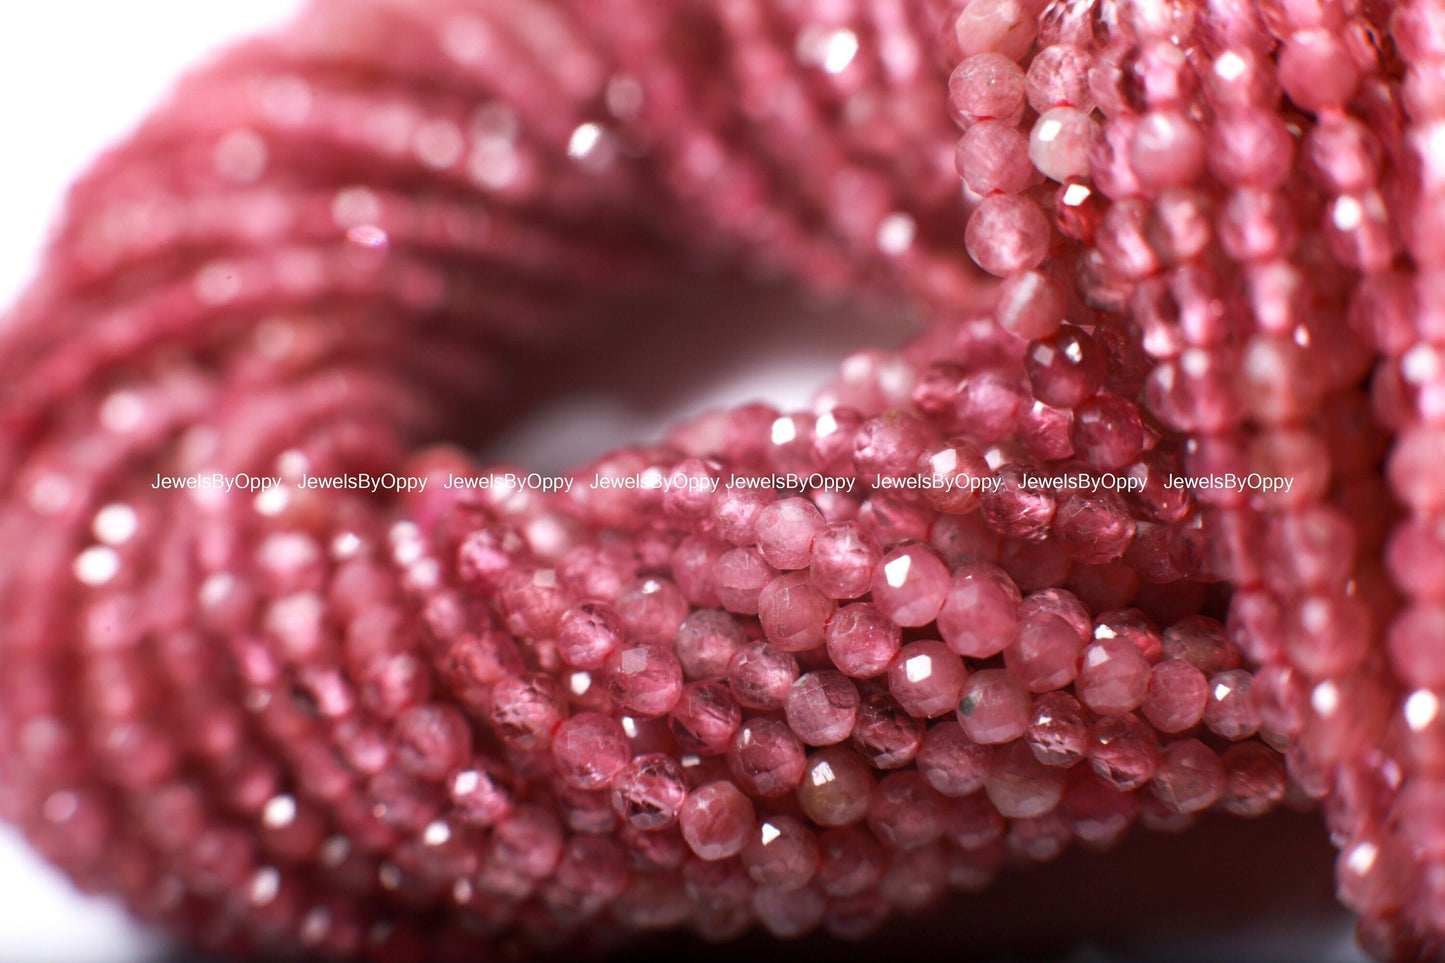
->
0, 0, 1440, 959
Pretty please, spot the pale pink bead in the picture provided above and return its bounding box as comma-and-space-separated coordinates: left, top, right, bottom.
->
754, 497, 825, 570
1076, 635, 1150, 715
1150, 739, 1226, 814
728, 641, 799, 710
786, 671, 861, 746
979, 465, 1058, 540
996, 270, 1066, 341
675, 609, 746, 680
553, 712, 631, 790
938, 563, 1021, 657
1304, 115, 1381, 194
612, 753, 688, 831
916, 439, 992, 514
810, 522, 883, 600
913, 722, 990, 800
1026, 691, 1088, 767
797, 747, 876, 826
1128, 110, 1205, 192
1207, 109, 1294, 188
679, 781, 755, 861
986, 739, 1067, 818
741, 815, 819, 891
1087, 714, 1161, 791
957, 669, 1031, 744
1026, 43, 1094, 113
956, 122, 1033, 196
1096, 197, 1159, 278
1389, 429, 1445, 515
871, 544, 950, 627
712, 485, 772, 545
489, 672, 566, 750
965, 195, 1051, 277
1161, 615, 1240, 674
888, 641, 968, 719
1030, 107, 1098, 182
556, 602, 624, 670
825, 603, 902, 678
606, 644, 684, 718
729, 717, 807, 797
1277, 30, 1359, 112
714, 547, 778, 615
669, 681, 742, 756
854, 410, 935, 482
954, 0, 1038, 60
1204, 669, 1261, 740
1005, 612, 1083, 693
1218, 188, 1297, 263
1387, 518, 1445, 601
615, 578, 689, 644
1142, 658, 1209, 732
758, 572, 837, 652
868, 772, 946, 850
1387, 605, 1445, 690
949, 54, 1028, 128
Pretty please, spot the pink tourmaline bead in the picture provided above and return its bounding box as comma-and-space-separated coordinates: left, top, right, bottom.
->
1026, 43, 1094, 113
917, 721, 992, 797
675, 609, 746, 680
797, 747, 876, 826
1005, 611, 1083, 693
1162, 615, 1241, 674
758, 572, 837, 652
1053, 493, 1137, 564
1208, 108, 1294, 188
965, 195, 1051, 277
1129, 110, 1205, 191
825, 603, 902, 678
949, 53, 1027, 127
728, 641, 799, 710
754, 497, 825, 570
669, 681, 742, 756
871, 544, 951, 627
555, 602, 624, 670
957, 669, 1031, 744
786, 671, 862, 746
712, 487, 772, 545
888, 641, 968, 719
489, 672, 567, 750
1076, 635, 1150, 715
1219, 742, 1287, 817
996, 270, 1067, 341
1029, 107, 1098, 182
854, 411, 935, 483
956, 122, 1033, 196
714, 547, 778, 615
1150, 739, 1226, 814
1027, 691, 1088, 767
1088, 714, 1161, 791
606, 643, 684, 718
1071, 394, 1145, 470
810, 522, 883, 600
817, 826, 885, 896
729, 718, 807, 797
394, 704, 471, 781
616, 578, 690, 644
953, 0, 1038, 60
1277, 29, 1359, 111
1204, 669, 1261, 740
553, 712, 631, 790
868, 772, 946, 850
679, 781, 755, 861
852, 693, 927, 769
979, 465, 1058, 541
741, 815, 819, 891
1025, 325, 1106, 408
1142, 658, 1209, 733
986, 739, 1067, 818
611, 753, 688, 831
1387, 605, 1445, 690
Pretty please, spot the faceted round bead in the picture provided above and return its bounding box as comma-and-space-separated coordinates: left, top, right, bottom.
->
741, 816, 819, 891
1030, 107, 1099, 182
888, 641, 968, 719
556, 602, 625, 670
1277, 29, 1358, 111
979, 465, 1058, 541
553, 712, 631, 790
394, 704, 471, 781
938, 563, 1022, 659
1070, 394, 1144, 470
1129, 110, 1205, 191
916, 440, 991, 515
1053, 493, 1137, 564
679, 781, 755, 861
754, 497, 825, 570
1162, 615, 1240, 674
1026, 43, 1094, 113
611, 753, 689, 831
965, 195, 1051, 277
1025, 325, 1106, 409
786, 671, 862, 746
854, 411, 934, 483
669, 681, 742, 756
714, 548, 779, 615
1150, 739, 1226, 814
810, 522, 883, 600
953, 0, 1038, 60
871, 544, 950, 627
852, 693, 926, 769
817, 826, 885, 897
1088, 714, 1161, 791
996, 270, 1066, 342
985, 739, 1067, 818
616, 578, 690, 644
1142, 658, 1209, 733
825, 603, 902, 679
729, 642, 800, 710
957, 669, 1031, 744
957, 122, 1033, 196
797, 747, 876, 826
489, 673, 567, 750
1204, 669, 1261, 740
1027, 691, 1088, 767
949, 53, 1027, 127
868, 772, 946, 850
1076, 636, 1150, 715
606, 644, 684, 718
1219, 742, 1288, 817
1387, 605, 1445, 690
728, 718, 807, 797
758, 572, 837, 652
675, 609, 746, 680
1005, 612, 1083, 693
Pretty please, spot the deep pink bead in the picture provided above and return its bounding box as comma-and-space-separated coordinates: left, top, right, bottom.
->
1076, 635, 1150, 715
1053, 492, 1137, 563
758, 572, 837, 653
817, 826, 885, 897
809, 522, 883, 600
916, 439, 992, 514
825, 603, 902, 679
1141, 658, 1209, 733
679, 782, 755, 861
1161, 615, 1240, 674
979, 465, 1058, 541
729, 717, 807, 797
854, 411, 935, 484
553, 712, 630, 790
888, 641, 969, 719
786, 671, 862, 746
754, 497, 825, 570
393, 704, 471, 781
798, 747, 876, 826
957, 122, 1034, 196
937, 562, 1022, 659
1070, 394, 1145, 470
728, 641, 799, 711
1027, 691, 1089, 767
489, 673, 567, 750
1025, 325, 1106, 408
957, 669, 1031, 744
612, 753, 688, 831
1204, 669, 1261, 741
1088, 714, 1161, 791
606, 644, 684, 718
740, 815, 819, 891
871, 544, 950, 627
669, 681, 742, 756
1005, 611, 1083, 693
966, 195, 1051, 277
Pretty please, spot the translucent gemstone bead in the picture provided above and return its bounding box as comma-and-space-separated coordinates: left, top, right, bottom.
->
556, 602, 624, 670
1030, 107, 1099, 182
754, 497, 825, 570
854, 411, 935, 483
917, 721, 992, 796
1387, 518, 1445, 601
957, 669, 1031, 744
1059, 768, 1141, 848
810, 522, 883, 600
953, 0, 1038, 60
758, 572, 837, 652
1141, 658, 1208, 732
728, 717, 807, 797
714, 548, 779, 615
394, 704, 471, 781
1027, 691, 1088, 767
825, 603, 902, 679
1277, 30, 1358, 112
1025, 325, 1106, 408
1019, 401, 1075, 460
1070, 394, 1144, 470
798, 747, 876, 826
1088, 714, 1161, 791
979, 465, 1057, 540
852, 693, 926, 769
949, 53, 1028, 127
616, 578, 690, 645
1129, 110, 1205, 191
1219, 742, 1287, 817
1026, 43, 1094, 113
786, 671, 861, 746
1053, 492, 1137, 564
986, 739, 1068, 818
1387, 605, 1445, 690
669, 682, 742, 756
996, 270, 1066, 342
868, 772, 946, 850
1204, 669, 1261, 741
712, 487, 772, 546
1304, 115, 1381, 194
935, 564, 1022, 662
728, 641, 799, 710
965, 195, 1051, 277
1207, 109, 1294, 188
957, 122, 1033, 196
1005, 612, 1083, 693
606, 644, 684, 718
679, 781, 755, 861
1161, 615, 1240, 674
611, 753, 688, 831
817, 826, 885, 897
1388, 429, 1445, 515
887, 641, 968, 719
741, 815, 819, 891
553, 712, 631, 790
871, 544, 950, 627
1076, 636, 1150, 715
489, 672, 567, 750
1150, 739, 1225, 813
675, 609, 746, 680
916, 439, 992, 514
